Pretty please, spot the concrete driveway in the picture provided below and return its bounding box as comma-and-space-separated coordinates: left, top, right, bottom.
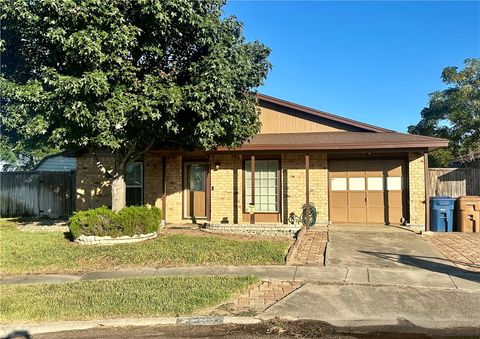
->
261, 282, 480, 331
325, 225, 459, 273
262, 225, 480, 331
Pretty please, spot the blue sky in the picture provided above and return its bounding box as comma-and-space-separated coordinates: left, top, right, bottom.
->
223, 1, 480, 132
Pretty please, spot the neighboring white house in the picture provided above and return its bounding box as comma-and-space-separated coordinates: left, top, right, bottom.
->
35, 152, 76, 171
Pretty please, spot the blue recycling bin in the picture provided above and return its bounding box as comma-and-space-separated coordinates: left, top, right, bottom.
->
430, 197, 456, 232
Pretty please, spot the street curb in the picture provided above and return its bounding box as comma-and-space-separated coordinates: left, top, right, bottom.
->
0, 316, 261, 336
258, 315, 480, 334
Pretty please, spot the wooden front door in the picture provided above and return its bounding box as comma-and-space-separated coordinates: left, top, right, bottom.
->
184, 163, 207, 219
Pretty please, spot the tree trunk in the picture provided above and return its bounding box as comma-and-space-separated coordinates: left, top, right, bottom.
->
111, 174, 126, 212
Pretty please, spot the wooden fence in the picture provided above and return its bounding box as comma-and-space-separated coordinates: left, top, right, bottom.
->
0, 171, 75, 218
429, 168, 480, 197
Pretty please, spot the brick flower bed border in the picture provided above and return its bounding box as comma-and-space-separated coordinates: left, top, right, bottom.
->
74, 232, 157, 245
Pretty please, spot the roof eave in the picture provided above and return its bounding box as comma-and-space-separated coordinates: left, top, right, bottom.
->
217, 141, 449, 152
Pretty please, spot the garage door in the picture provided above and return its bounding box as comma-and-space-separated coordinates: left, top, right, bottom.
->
329, 159, 406, 225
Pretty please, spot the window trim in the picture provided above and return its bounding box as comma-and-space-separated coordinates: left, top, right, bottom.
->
242, 157, 281, 214
125, 161, 144, 206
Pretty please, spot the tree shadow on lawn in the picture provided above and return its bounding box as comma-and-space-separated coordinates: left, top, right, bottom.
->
9, 216, 68, 226
359, 250, 480, 283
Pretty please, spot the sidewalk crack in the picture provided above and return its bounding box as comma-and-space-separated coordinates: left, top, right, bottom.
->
448, 274, 458, 290
262, 282, 304, 313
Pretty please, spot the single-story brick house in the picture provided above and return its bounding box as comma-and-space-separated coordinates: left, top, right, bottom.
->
76, 94, 448, 230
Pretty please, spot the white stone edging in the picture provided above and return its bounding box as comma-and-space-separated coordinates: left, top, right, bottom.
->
204, 223, 301, 237
74, 232, 157, 245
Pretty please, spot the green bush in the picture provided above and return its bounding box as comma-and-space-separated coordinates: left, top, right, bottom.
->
69, 207, 118, 239
116, 206, 162, 236
69, 206, 162, 239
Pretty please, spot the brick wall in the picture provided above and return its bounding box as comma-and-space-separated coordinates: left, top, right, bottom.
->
408, 152, 426, 226
76, 152, 174, 220
76, 153, 114, 210
165, 156, 183, 224
210, 154, 242, 224
143, 154, 163, 208
310, 153, 328, 224
207, 153, 328, 225
78, 151, 427, 227
281, 153, 328, 225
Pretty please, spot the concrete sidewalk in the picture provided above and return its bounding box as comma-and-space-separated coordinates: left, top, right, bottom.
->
1, 265, 479, 291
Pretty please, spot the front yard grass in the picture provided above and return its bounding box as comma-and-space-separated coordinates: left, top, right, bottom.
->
0, 275, 258, 323
0, 220, 289, 275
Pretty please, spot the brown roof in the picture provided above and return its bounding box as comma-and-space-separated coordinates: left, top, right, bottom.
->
217, 131, 449, 152
257, 93, 393, 133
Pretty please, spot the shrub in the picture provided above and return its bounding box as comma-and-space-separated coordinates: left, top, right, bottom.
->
69, 207, 119, 239
116, 206, 162, 236
69, 206, 162, 239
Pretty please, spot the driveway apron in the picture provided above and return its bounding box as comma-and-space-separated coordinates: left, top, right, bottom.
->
325, 225, 459, 273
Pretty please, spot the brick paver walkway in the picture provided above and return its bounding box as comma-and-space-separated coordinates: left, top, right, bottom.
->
289, 230, 327, 266
424, 233, 480, 272
213, 281, 303, 316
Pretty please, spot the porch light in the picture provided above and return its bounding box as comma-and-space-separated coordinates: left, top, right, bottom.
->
214, 162, 220, 170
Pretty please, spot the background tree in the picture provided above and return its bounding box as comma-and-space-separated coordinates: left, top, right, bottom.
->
0, 135, 58, 171
1, 0, 271, 210
408, 58, 480, 167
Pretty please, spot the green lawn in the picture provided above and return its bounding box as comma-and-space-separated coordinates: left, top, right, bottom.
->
0, 220, 289, 275
0, 275, 258, 322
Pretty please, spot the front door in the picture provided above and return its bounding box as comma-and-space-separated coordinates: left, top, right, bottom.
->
184, 163, 207, 219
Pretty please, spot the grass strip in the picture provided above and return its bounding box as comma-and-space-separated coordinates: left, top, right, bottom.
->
0, 275, 258, 323
0, 220, 289, 275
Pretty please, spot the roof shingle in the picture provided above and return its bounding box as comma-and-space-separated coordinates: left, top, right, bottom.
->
217, 131, 448, 151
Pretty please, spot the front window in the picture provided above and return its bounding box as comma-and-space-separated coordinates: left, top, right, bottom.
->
125, 162, 143, 206
245, 160, 279, 212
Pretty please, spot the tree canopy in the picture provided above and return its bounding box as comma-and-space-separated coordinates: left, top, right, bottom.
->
1, 0, 271, 208
408, 58, 480, 167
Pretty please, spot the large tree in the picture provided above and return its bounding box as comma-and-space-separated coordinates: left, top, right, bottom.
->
408, 58, 480, 167
1, 0, 271, 210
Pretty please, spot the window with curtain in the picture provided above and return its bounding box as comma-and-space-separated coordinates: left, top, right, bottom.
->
245, 160, 279, 212
125, 162, 143, 206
